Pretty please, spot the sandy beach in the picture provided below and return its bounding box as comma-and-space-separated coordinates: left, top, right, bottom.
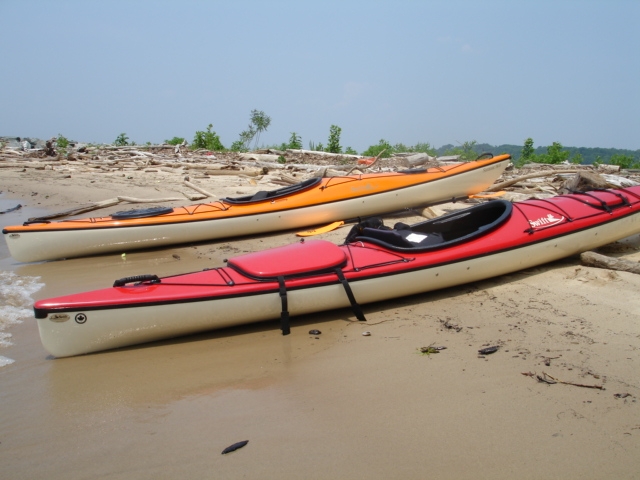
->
1, 160, 639, 479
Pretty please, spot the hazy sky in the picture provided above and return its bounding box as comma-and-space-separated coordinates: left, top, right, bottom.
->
1, 0, 638, 153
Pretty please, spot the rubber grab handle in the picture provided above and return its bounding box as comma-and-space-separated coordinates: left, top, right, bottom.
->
113, 274, 161, 287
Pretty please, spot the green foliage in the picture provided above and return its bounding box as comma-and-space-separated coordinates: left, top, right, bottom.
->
234, 109, 272, 151
344, 146, 358, 155
56, 134, 69, 149
542, 142, 571, 164
165, 137, 185, 145
362, 139, 393, 158
192, 124, 225, 151
288, 132, 302, 150
327, 125, 342, 153
249, 109, 271, 150
521, 138, 535, 162
609, 154, 640, 169
309, 141, 324, 152
114, 133, 130, 146
412, 142, 435, 154
229, 140, 247, 152
442, 140, 479, 161
515, 139, 577, 166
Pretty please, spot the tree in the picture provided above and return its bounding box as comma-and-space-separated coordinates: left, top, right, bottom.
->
234, 109, 271, 151
249, 109, 271, 150
521, 138, 535, 161
288, 132, 302, 150
543, 142, 570, 164
326, 125, 342, 153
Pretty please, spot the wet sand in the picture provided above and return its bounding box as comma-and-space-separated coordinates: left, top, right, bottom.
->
1, 165, 639, 479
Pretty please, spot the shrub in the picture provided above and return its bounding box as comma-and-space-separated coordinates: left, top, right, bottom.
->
361, 139, 393, 158
192, 124, 225, 151
114, 133, 130, 146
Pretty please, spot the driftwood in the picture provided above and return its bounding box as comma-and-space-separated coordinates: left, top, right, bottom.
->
486, 169, 587, 192
285, 149, 362, 159
116, 195, 183, 203
580, 251, 640, 274
183, 179, 216, 198
27, 195, 185, 222
28, 198, 122, 221
559, 171, 616, 194
239, 153, 281, 162
344, 149, 387, 175
202, 168, 263, 177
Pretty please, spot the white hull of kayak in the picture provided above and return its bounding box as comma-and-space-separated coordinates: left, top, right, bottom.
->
6, 161, 509, 263
36, 211, 640, 357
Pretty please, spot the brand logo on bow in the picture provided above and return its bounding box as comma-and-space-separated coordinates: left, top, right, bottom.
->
529, 213, 565, 229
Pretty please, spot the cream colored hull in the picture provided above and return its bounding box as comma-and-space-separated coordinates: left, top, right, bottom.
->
6, 162, 508, 262
36, 212, 640, 357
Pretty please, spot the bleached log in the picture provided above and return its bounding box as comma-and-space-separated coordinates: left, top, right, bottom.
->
401, 153, 437, 168
285, 149, 363, 159
117, 196, 183, 203
239, 153, 281, 162
277, 173, 301, 185
486, 169, 589, 192
28, 198, 122, 221
203, 168, 263, 177
184, 180, 216, 198
580, 251, 640, 275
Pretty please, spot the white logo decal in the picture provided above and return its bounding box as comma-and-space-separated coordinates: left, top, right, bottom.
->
529, 213, 565, 229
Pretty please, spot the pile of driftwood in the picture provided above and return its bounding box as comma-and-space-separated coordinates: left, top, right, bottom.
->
2, 142, 639, 199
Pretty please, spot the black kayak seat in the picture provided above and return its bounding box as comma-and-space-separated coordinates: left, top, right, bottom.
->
359, 227, 444, 249
352, 200, 513, 252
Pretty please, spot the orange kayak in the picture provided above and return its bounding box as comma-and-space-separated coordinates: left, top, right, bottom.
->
3, 154, 511, 262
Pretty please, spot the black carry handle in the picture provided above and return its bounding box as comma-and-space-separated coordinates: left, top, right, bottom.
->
113, 274, 161, 287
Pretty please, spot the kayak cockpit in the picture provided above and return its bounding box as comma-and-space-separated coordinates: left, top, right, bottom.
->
348, 200, 512, 252
222, 177, 322, 204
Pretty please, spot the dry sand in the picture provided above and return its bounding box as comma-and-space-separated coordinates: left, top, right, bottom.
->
1, 164, 639, 479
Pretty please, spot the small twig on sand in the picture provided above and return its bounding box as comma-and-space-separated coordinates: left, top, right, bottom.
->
538, 372, 605, 390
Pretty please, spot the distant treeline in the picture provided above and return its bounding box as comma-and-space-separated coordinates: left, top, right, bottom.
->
438, 143, 640, 165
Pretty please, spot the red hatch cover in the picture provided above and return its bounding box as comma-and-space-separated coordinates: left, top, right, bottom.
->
228, 240, 347, 279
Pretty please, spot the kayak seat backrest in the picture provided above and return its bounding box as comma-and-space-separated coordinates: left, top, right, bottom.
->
353, 200, 512, 252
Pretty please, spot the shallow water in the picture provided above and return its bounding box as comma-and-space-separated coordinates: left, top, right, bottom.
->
0, 198, 47, 365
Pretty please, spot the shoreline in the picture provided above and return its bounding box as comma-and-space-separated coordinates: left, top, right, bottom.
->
1, 165, 640, 479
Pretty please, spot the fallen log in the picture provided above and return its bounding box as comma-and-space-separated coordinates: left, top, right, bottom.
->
184, 179, 216, 198
117, 195, 183, 203
285, 149, 362, 159
28, 198, 122, 221
486, 169, 587, 192
580, 251, 640, 274
203, 168, 263, 177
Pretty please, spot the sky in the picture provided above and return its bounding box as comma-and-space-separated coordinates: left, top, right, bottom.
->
1, 0, 638, 153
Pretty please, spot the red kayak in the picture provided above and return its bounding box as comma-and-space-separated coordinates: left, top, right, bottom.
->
34, 186, 640, 357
